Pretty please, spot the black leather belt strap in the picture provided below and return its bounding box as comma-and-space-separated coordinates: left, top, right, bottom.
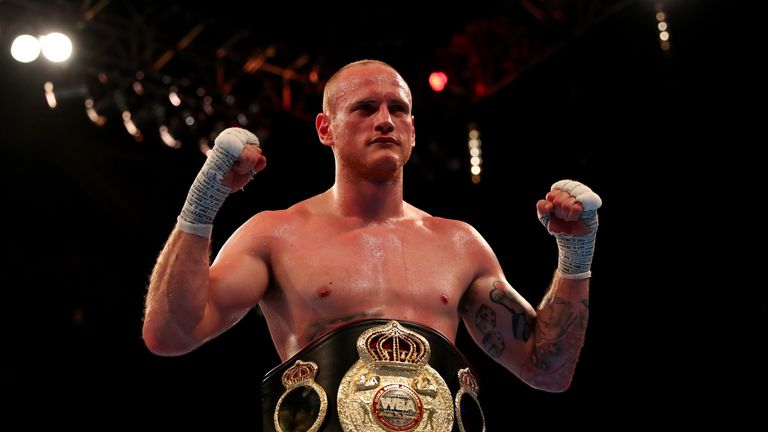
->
261, 319, 477, 432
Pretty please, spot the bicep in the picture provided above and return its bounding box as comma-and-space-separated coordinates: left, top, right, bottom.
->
462, 275, 536, 375
194, 229, 271, 341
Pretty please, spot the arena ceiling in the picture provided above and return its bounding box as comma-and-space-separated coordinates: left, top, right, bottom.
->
1, 0, 639, 121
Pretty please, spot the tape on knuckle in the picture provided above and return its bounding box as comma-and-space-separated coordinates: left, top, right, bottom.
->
552, 179, 602, 211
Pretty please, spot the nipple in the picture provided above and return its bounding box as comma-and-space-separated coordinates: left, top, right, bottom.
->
440, 292, 449, 304
318, 286, 332, 298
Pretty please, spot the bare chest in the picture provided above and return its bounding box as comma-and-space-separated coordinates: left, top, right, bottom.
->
270, 224, 469, 316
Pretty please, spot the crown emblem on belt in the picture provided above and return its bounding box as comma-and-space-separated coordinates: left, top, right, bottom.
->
458, 368, 479, 395
281, 360, 318, 388
357, 320, 430, 370
339, 320, 453, 431
275, 360, 328, 432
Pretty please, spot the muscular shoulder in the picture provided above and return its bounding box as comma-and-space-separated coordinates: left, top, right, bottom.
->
416, 214, 501, 287
411, 209, 494, 257
239, 199, 314, 236
221, 198, 317, 252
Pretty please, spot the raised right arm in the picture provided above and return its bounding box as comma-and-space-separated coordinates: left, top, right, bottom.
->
142, 128, 267, 356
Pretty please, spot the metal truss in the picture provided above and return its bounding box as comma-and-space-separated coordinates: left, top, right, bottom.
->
432, 0, 640, 101
0, 0, 641, 137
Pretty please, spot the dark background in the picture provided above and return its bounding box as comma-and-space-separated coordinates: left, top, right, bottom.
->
2, 0, 761, 428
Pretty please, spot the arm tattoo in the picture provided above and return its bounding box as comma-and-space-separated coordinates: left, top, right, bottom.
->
482, 331, 505, 358
490, 281, 533, 341
474, 305, 496, 333
474, 304, 504, 358
522, 295, 588, 387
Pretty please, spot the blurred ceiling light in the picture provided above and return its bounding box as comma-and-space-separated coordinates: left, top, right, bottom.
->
40, 32, 73, 62
11, 32, 73, 63
10, 34, 41, 63
44, 81, 57, 108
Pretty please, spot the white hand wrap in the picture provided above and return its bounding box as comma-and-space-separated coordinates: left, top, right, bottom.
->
538, 179, 601, 279
177, 128, 259, 238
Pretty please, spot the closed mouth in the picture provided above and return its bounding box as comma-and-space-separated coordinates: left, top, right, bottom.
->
371, 137, 399, 146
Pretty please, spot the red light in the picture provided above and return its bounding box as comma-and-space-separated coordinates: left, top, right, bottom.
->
429, 72, 448, 92
474, 81, 486, 97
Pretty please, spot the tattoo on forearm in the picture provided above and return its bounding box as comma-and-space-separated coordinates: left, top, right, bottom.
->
490, 281, 533, 341
522, 295, 588, 388
474, 304, 504, 358
530, 297, 575, 370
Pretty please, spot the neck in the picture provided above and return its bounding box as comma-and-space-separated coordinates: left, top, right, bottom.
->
330, 169, 405, 221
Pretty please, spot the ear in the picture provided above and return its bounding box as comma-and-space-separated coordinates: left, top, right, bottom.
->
410, 115, 416, 148
316, 113, 333, 147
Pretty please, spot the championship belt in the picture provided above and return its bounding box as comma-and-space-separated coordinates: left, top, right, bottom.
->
262, 319, 486, 432
337, 321, 453, 431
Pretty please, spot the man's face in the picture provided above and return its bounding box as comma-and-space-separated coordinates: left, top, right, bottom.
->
328, 64, 415, 181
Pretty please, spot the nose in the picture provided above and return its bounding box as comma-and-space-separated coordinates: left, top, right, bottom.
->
374, 106, 394, 134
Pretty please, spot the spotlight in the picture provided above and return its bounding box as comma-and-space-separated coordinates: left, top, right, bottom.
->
39, 32, 73, 62
10, 32, 73, 63
10, 34, 41, 63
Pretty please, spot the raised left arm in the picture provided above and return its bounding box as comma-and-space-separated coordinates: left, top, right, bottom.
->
462, 179, 600, 392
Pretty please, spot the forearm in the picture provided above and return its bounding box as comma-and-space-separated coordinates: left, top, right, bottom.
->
143, 128, 261, 355
522, 271, 589, 391
143, 229, 212, 355
517, 179, 599, 390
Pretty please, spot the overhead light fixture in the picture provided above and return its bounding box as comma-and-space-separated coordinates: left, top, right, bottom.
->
10, 32, 73, 63
10, 34, 41, 63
